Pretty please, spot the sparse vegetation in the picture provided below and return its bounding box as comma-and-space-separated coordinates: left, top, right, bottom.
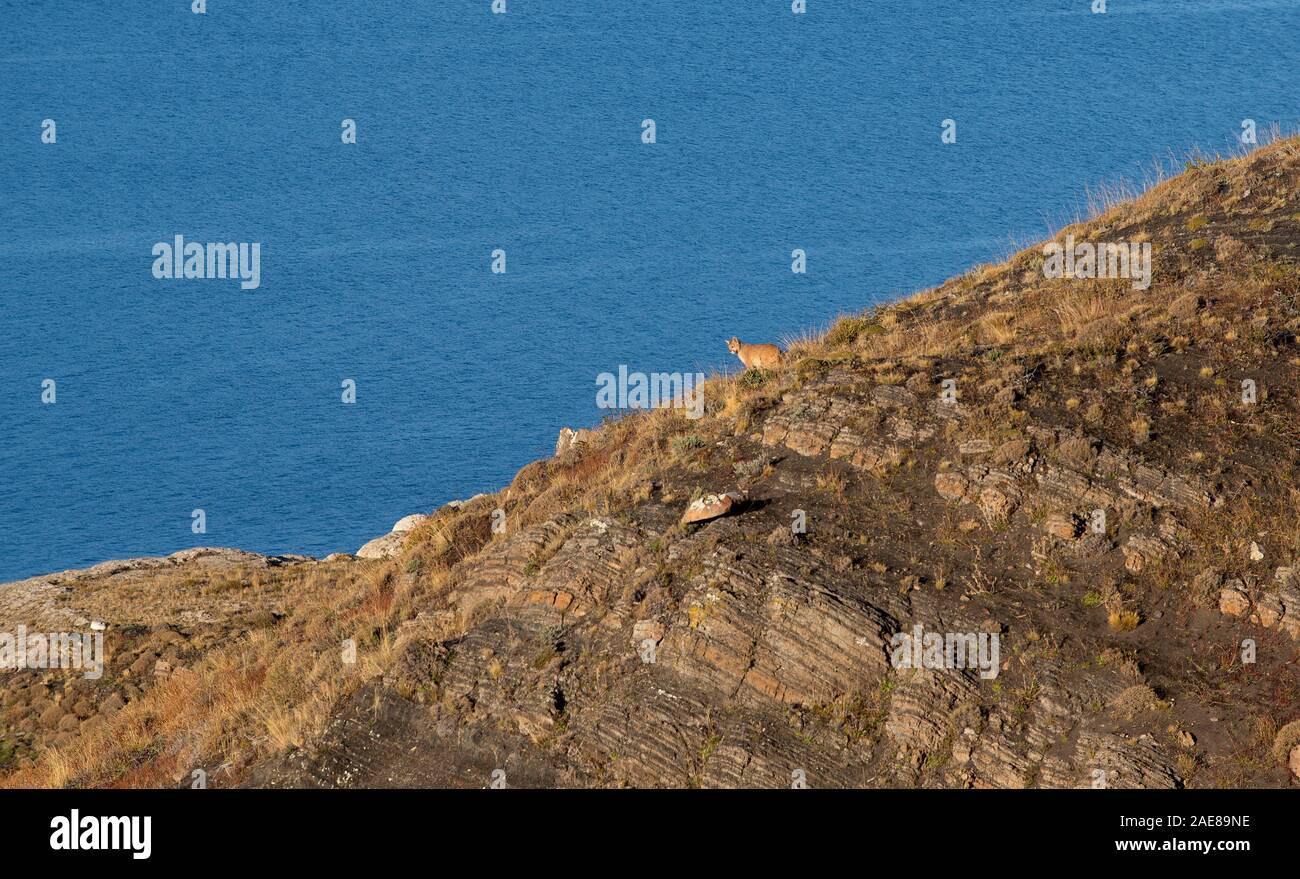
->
9, 134, 1300, 790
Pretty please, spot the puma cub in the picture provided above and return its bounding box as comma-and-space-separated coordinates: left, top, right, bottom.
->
726, 337, 783, 370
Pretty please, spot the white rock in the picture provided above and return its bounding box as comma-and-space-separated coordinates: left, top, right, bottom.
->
555, 427, 578, 456
632, 620, 665, 645
554, 427, 594, 457
392, 514, 429, 533
356, 532, 406, 560
444, 493, 488, 511
680, 491, 745, 525
356, 513, 430, 559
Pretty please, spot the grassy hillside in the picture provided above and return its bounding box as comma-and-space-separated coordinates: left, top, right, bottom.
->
6, 135, 1300, 788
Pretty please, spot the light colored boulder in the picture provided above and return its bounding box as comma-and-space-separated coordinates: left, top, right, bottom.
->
632, 619, 665, 645
1219, 587, 1251, 617
555, 428, 577, 456
681, 492, 744, 525
554, 427, 594, 457
392, 514, 429, 533
444, 493, 489, 511
355, 513, 430, 559
356, 531, 406, 560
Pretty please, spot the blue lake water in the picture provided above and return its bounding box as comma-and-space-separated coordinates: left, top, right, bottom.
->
2, 0, 1298, 581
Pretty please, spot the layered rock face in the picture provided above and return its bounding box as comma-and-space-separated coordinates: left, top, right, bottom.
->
8, 138, 1300, 789
257, 140, 1300, 790
267, 367, 1255, 789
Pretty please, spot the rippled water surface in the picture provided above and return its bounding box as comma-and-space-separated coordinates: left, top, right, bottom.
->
2, 0, 1297, 580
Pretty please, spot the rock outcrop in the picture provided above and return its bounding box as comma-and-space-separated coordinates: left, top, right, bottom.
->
357, 514, 430, 559
9, 136, 1300, 790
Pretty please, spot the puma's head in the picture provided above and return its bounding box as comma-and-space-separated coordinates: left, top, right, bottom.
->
726, 337, 741, 354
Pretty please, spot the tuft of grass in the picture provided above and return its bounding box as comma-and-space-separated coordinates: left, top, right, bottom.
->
1108, 610, 1141, 632
1130, 416, 1152, 445
670, 434, 706, 457
825, 315, 879, 347
815, 470, 848, 497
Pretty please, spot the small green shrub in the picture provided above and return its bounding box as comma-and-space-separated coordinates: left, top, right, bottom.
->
671, 434, 706, 456
825, 315, 882, 347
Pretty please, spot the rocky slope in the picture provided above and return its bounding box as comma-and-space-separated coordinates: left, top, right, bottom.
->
6, 138, 1300, 788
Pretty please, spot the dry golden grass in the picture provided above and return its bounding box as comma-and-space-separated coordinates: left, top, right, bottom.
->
15, 132, 1300, 788
976, 310, 1019, 346
1108, 610, 1142, 632
815, 469, 848, 498
1, 558, 427, 788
